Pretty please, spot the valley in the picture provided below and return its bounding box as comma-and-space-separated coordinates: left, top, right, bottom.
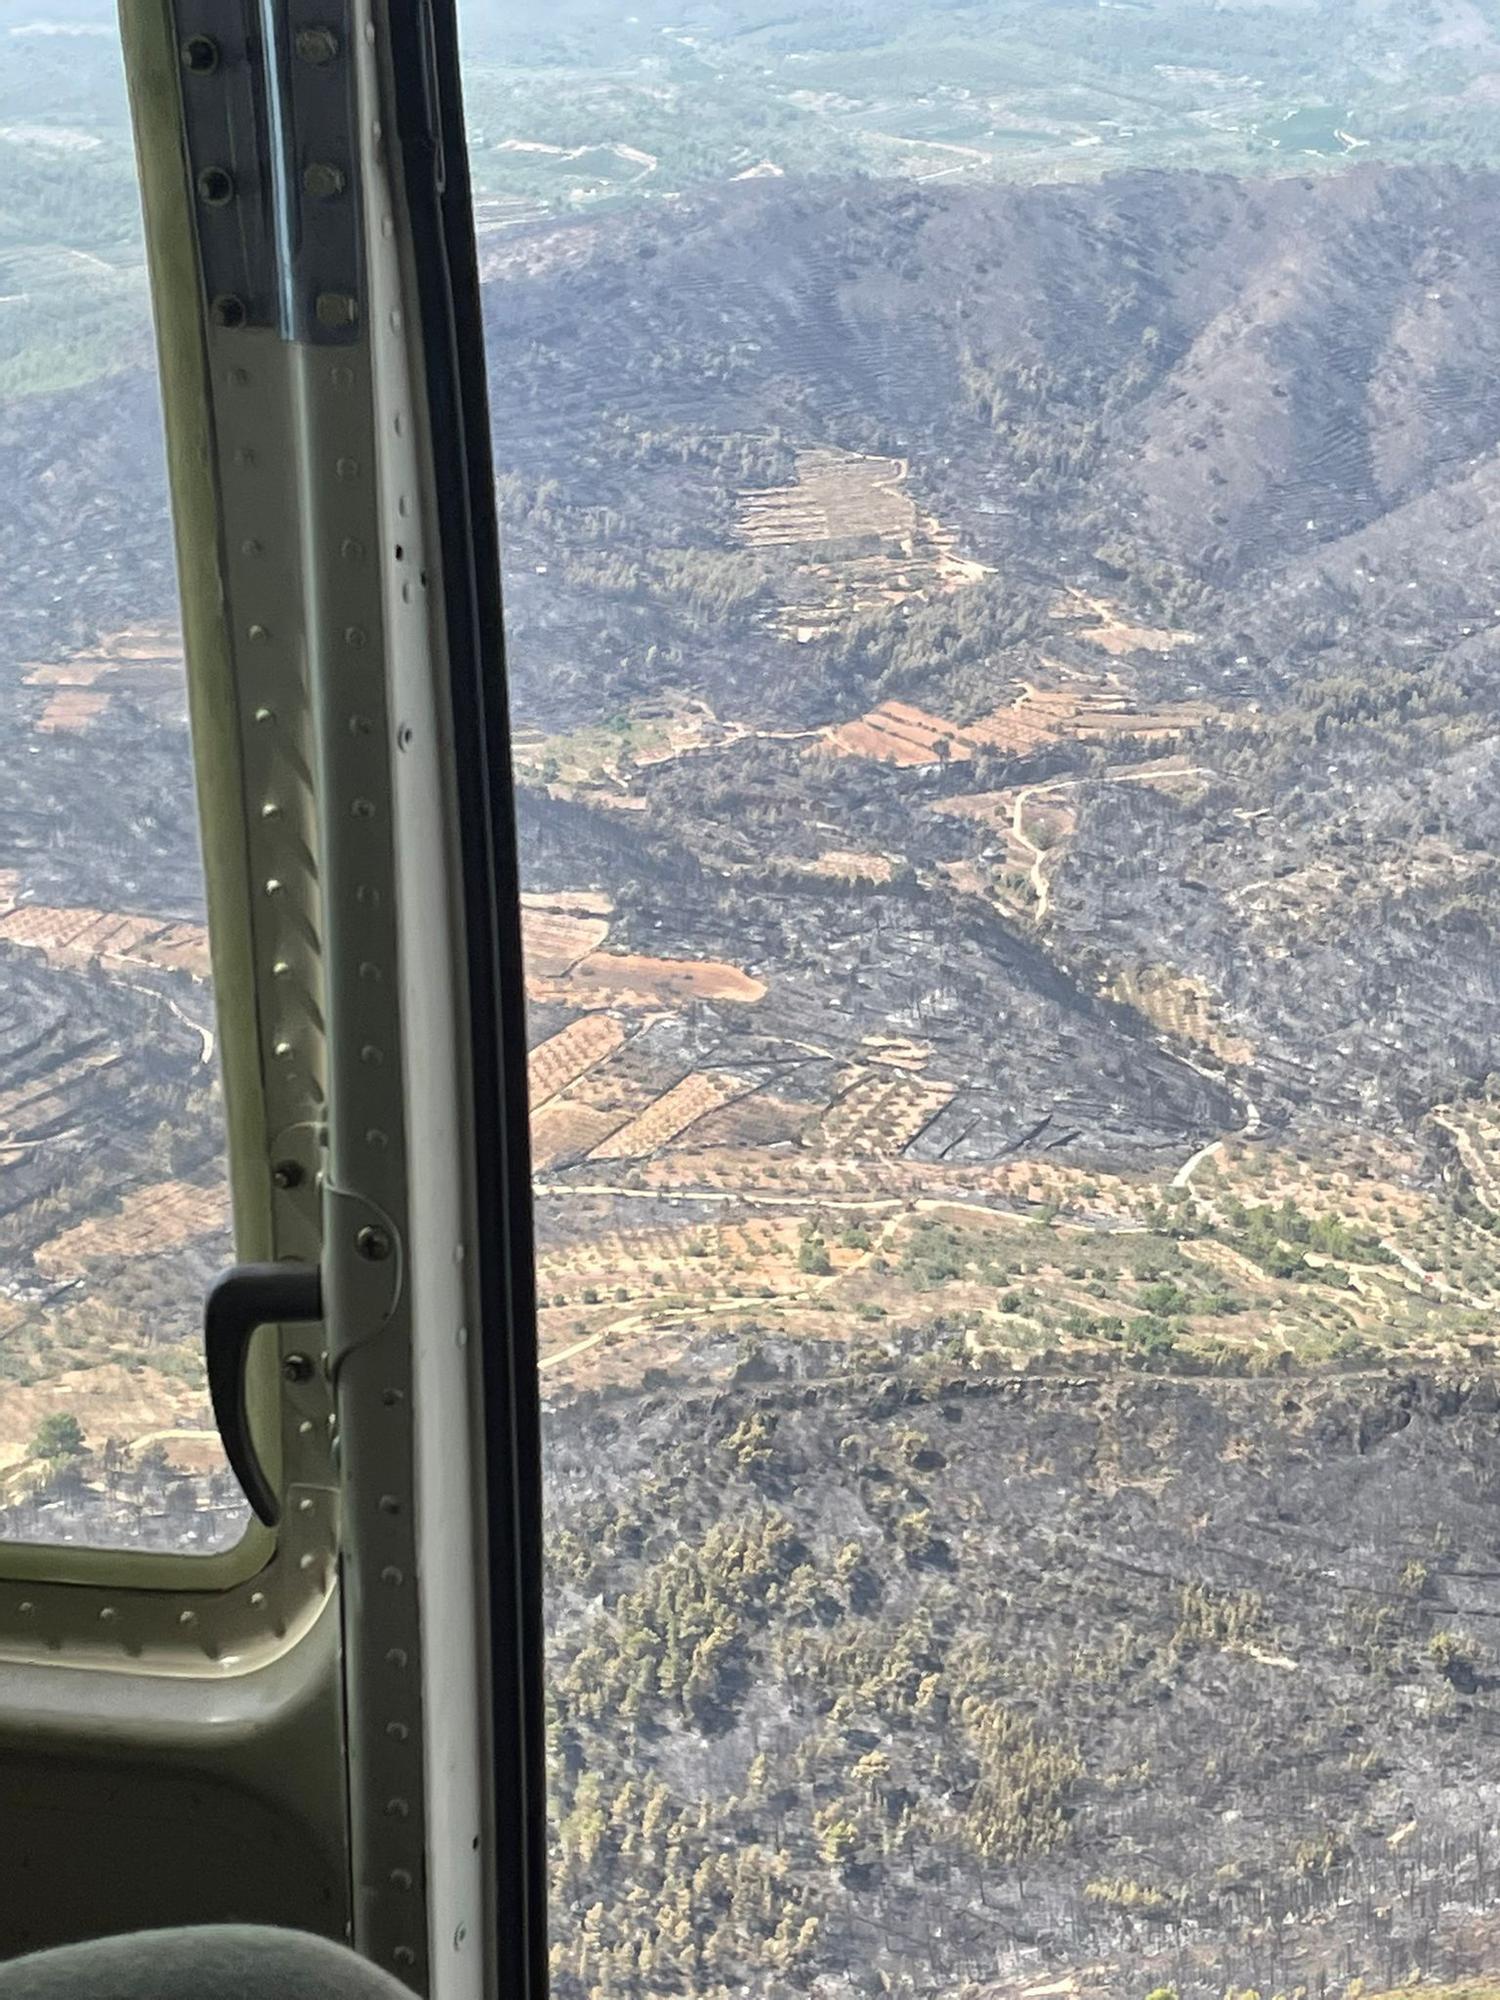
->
5, 89, 1500, 1999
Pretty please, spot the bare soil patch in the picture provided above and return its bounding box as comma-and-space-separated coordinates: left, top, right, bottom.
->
532, 951, 766, 1009
34, 1179, 227, 1277
590, 1071, 749, 1160
529, 1015, 627, 1109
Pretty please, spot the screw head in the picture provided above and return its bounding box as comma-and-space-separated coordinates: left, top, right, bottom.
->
294, 24, 339, 63
272, 1160, 305, 1191
210, 293, 246, 329
303, 160, 346, 199
197, 165, 234, 206
181, 34, 219, 73
357, 1225, 393, 1262
282, 1352, 314, 1384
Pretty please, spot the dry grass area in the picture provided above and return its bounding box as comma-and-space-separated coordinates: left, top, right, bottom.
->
34, 1180, 227, 1279
36, 690, 111, 732
0, 1364, 207, 1478
823, 700, 975, 767
823, 681, 1212, 768
685, 1092, 816, 1149
0, 899, 210, 981
928, 789, 1015, 831
513, 705, 728, 787
815, 1067, 957, 1156
1106, 963, 1254, 1066
737, 447, 987, 640
529, 1015, 628, 1109
859, 1034, 935, 1071
1054, 587, 1195, 655
1206, 1138, 1431, 1234
1428, 1098, 1500, 1214
590, 1071, 748, 1160
530, 950, 766, 1010
521, 901, 612, 976
0, 1049, 121, 1144
795, 848, 896, 883
26, 623, 184, 733
615, 1143, 1147, 1221
532, 1101, 630, 1169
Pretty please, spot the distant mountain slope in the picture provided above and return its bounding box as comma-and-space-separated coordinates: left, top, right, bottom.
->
484, 163, 1500, 613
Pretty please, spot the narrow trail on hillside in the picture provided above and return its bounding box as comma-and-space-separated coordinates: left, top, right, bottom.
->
1011, 764, 1219, 921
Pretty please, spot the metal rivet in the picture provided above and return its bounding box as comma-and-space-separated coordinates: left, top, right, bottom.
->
396, 724, 413, 751
248, 622, 269, 642
386, 1798, 410, 1821
298, 1496, 314, 1514
387, 1721, 409, 1742
227, 365, 249, 387
344, 627, 367, 649
264, 878, 283, 897
382, 1567, 404, 1590
273, 1039, 294, 1062
273, 1159, 304, 1189
454, 1925, 467, 1952
330, 364, 354, 389
386, 1647, 408, 1669
283, 1352, 314, 1384
181, 34, 219, 73
250, 1590, 267, 1607
336, 457, 359, 481
197, 165, 234, 206
299, 1553, 318, 1573
393, 1947, 416, 1969
382, 1387, 404, 1406
178, 1609, 196, 1626
98, 1606, 117, 1623
359, 961, 382, 982
260, 801, 281, 822
253, 706, 275, 725
272, 959, 291, 979
366, 1128, 388, 1150
235, 446, 256, 468
379, 1493, 401, 1514
303, 161, 346, 199
352, 798, 375, 818
295, 24, 339, 63
341, 537, 363, 561
298, 1419, 315, 1437
390, 1869, 413, 1891
18, 1602, 34, 1617
242, 537, 262, 557
211, 294, 246, 329
361, 1045, 383, 1068
356, 884, 380, 906
357, 1224, 392, 1261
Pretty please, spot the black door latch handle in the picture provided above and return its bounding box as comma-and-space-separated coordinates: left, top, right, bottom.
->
204, 1262, 323, 1527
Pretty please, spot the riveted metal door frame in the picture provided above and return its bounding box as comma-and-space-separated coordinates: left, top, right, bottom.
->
0, 0, 543, 1987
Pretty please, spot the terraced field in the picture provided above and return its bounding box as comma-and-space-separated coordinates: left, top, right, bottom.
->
33, 1178, 226, 1278
823, 681, 1214, 767
736, 447, 986, 640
